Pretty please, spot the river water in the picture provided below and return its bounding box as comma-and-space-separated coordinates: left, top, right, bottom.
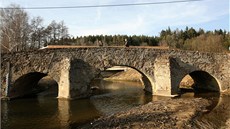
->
1, 80, 230, 129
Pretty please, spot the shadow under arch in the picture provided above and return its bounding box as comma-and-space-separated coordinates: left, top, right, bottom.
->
37, 76, 58, 97
189, 71, 220, 92
99, 65, 153, 93
177, 70, 222, 116
9, 72, 58, 99
179, 70, 220, 94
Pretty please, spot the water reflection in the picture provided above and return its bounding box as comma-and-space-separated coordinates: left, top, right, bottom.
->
66, 99, 101, 128
180, 92, 220, 111
90, 80, 152, 115
1, 80, 230, 129
58, 100, 71, 128
57, 99, 100, 128
179, 92, 230, 128
1, 98, 59, 129
1, 102, 9, 128
196, 95, 230, 128
1, 80, 151, 129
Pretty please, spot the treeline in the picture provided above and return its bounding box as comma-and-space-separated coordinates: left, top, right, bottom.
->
1, 4, 229, 53
159, 27, 230, 52
53, 27, 230, 52
51, 35, 158, 46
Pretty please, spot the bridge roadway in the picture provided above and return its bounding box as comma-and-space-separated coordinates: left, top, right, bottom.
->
1, 46, 230, 99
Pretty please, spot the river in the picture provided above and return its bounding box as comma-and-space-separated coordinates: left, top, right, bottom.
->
1, 80, 230, 129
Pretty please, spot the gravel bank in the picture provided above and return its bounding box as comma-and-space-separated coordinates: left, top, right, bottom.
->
79, 98, 210, 129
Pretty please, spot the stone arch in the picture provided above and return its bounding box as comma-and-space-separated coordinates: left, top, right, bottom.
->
37, 76, 59, 97
9, 72, 58, 99
101, 65, 153, 93
178, 70, 220, 93
62, 58, 155, 99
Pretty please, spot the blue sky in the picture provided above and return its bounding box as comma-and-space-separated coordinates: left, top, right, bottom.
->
0, 0, 229, 36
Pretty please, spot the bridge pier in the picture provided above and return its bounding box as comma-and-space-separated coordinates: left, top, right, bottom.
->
57, 58, 71, 99
152, 55, 176, 96
57, 58, 99, 99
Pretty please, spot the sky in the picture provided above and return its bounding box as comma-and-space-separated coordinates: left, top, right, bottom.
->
0, 0, 229, 37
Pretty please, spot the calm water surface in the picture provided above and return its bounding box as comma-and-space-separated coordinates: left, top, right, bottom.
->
1, 80, 230, 129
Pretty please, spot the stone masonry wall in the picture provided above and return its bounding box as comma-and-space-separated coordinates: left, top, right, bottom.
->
1, 47, 229, 98
169, 50, 230, 92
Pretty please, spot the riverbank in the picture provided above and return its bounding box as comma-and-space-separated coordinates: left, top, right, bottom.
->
79, 98, 212, 129
103, 69, 142, 82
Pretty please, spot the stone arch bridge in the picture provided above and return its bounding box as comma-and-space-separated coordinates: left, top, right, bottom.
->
1, 47, 230, 99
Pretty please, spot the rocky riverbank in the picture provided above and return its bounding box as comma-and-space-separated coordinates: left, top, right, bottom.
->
78, 98, 211, 129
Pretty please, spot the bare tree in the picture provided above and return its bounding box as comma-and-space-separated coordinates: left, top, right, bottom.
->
0, 4, 30, 52
30, 16, 45, 49
46, 20, 69, 45
58, 21, 69, 44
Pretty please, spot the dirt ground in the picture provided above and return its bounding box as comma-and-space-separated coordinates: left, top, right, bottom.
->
78, 98, 211, 129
